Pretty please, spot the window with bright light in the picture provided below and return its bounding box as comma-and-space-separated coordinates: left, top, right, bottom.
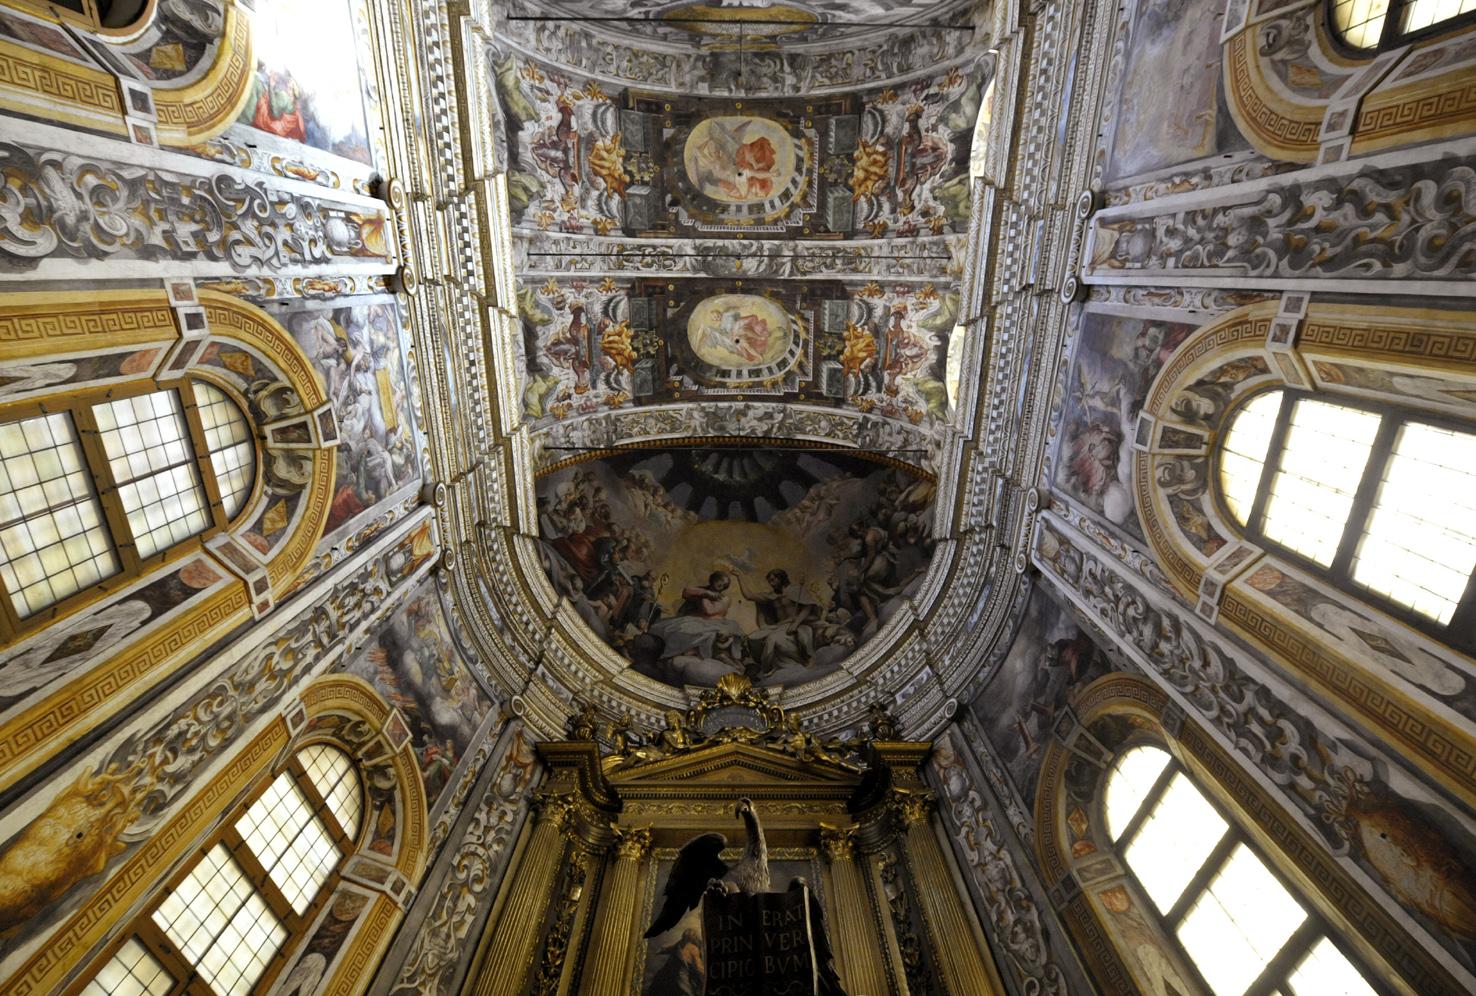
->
1352, 422, 1476, 626
1260, 398, 1379, 568
0, 413, 119, 619
1217, 390, 1476, 652
1331, 0, 1476, 50
193, 383, 256, 520
1220, 391, 1280, 526
77, 747, 361, 996
1106, 744, 1380, 996
78, 938, 174, 996
93, 391, 211, 560
152, 844, 286, 996
0, 378, 259, 637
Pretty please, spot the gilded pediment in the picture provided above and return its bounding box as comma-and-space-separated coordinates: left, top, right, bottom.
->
608, 742, 862, 791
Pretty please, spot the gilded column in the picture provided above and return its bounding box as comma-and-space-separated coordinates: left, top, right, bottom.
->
892, 792, 1009, 996
468, 794, 576, 996
819, 825, 894, 996
578, 826, 652, 996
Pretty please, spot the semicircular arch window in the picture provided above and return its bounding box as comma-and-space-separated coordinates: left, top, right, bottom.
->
193, 382, 257, 522
77, 745, 363, 996
1103, 743, 1380, 996
1331, 0, 1476, 51
1217, 389, 1476, 650
0, 377, 261, 637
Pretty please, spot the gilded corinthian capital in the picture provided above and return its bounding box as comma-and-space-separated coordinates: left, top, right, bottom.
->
615, 826, 653, 861
819, 824, 858, 862
889, 789, 937, 827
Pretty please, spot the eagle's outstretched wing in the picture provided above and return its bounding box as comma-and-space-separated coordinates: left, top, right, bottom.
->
644, 832, 729, 938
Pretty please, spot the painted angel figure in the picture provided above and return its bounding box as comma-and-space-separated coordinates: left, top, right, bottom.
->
689, 119, 779, 201
697, 306, 772, 364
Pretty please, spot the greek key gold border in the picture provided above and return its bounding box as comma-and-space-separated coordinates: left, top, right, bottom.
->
1, 675, 426, 996
1135, 300, 1476, 807
0, 0, 253, 147
1223, 20, 1476, 163
153, 2, 255, 147
3, 710, 288, 996
1034, 675, 1466, 996
0, 291, 174, 357
0, 289, 334, 788
1222, 29, 1322, 164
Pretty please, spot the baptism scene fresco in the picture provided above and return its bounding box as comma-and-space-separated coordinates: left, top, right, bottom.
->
492, 47, 983, 238
343, 581, 493, 810
239, 0, 373, 163
536, 447, 936, 689
520, 277, 957, 427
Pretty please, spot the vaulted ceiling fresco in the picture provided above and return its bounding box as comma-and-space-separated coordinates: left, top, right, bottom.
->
503, 0, 976, 48
493, 0, 990, 694
535, 447, 935, 690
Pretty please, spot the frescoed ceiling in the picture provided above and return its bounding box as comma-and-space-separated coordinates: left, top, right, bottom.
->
485, 0, 993, 698
503, 0, 977, 48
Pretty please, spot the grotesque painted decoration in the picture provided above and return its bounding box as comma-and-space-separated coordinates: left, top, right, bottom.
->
493, 50, 978, 239
520, 278, 956, 426
536, 448, 936, 688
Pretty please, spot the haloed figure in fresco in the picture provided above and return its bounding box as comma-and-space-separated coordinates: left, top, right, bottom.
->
536, 451, 936, 690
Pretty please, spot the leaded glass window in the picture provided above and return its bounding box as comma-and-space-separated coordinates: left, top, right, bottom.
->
1331, 0, 1476, 50
1218, 390, 1476, 653
192, 383, 256, 520
76, 747, 361, 996
0, 378, 259, 637
0, 413, 119, 619
1106, 745, 1379, 996
93, 391, 211, 560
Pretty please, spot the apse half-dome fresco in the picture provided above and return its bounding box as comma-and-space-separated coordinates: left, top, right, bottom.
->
536, 448, 936, 689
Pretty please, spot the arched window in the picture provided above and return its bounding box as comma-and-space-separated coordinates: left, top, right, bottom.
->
1105, 744, 1380, 996
1218, 389, 1476, 653
74, 745, 363, 996
0, 378, 257, 639
1330, 0, 1476, 50
4, 0, 152, 31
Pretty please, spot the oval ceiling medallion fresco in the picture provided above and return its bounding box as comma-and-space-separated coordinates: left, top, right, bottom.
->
683, 116, 802, 207
686, 293, 796, 371
660, 2, 820, 40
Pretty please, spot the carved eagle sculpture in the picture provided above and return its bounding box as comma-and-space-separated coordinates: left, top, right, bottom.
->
644, 797, 770, 938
